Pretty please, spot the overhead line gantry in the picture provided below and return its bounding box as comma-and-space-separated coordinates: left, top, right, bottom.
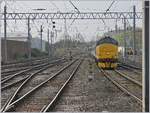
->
1, 6, 142, 63
1, 12, 142, 20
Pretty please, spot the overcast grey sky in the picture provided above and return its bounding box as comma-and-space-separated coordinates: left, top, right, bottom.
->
0, 0, 142, 42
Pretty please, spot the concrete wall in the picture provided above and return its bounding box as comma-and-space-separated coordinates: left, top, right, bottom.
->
1, 39, 28, 62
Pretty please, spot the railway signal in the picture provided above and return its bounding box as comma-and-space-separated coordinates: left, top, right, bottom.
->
40, 25, 43, 51
52, 21, 55, 29
27, 17, 31, 60
47, 29, 50, 58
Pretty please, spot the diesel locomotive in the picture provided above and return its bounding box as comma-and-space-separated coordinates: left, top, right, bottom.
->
95, 36, 118, 69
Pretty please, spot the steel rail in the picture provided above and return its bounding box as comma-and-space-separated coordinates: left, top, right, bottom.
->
1, 63, 49, 84
119, 62, 142, 70
2, 61, 46, 70
2, 56, 48, 66
2, 59, 77, 112
1, 58, 65, 112
1, 58, 64, 84
1, 57, 65, 78
1, 67, 29, 74
1, 58, 49, 70
1, 64, 51, 112
1, 67, 30, 81
114, 70, 142, 87
41, 59, 83, 112
99, 68, 142, 104
1, 76, 28, 91
119, 65, 142, 75
1, 59, 67, 90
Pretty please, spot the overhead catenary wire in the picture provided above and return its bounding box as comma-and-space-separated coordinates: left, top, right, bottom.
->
68, 1, 107, 36
105, 1, 115, 13
49, 1, 61, 12
2, 1, 142, 42
68, 0, 80, 30
104, 1, 116, 32
69, 0, 80, 13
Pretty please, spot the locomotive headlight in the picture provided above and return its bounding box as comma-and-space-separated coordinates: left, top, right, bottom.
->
106, 52, 110, 55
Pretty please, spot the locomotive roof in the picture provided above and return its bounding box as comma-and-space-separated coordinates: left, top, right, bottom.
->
96, 36, 118, 46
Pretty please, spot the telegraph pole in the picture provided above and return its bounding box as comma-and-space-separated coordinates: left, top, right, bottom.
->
47, 29, 50, 58
4, 5, 7, 63
115, 19, 118, 33
133, 5, 136, 61
52, 21, 55, 55
40, 25, 43, 51
27, 17, 31, 59
124, 17, 126, 59
50, 31, 53, 57
64, 19, 67, 49
143, 1, 149, 112
55, 29, 57, 42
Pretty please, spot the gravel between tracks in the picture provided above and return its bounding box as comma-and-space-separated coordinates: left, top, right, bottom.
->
52, 57, 142, 112
1, 60, 67, 109
1, 57, 142, 111
9, 60, 77, 112
117, 68, 142, 83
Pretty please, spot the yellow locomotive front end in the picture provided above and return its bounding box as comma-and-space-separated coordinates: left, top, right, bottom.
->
96, 36, 118, 69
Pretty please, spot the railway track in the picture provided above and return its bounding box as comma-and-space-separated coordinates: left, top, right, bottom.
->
1, 67, 30, 77
1, 58, 65, 82
2, 54, 69, 70
118, 60, 142, 70
99, 68, 142, 105
1, 64, 46, 80
1, 58, 83, 112
115, 67, 142, 84
2, 56, 48, 65
1, 57, 49, 70
41, 59, 83, 112
1, 58, 66, 90
1, 58, 50, 79
1, 56, 68, 79
1, 58, 66, 108
118, 64, 142, 75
